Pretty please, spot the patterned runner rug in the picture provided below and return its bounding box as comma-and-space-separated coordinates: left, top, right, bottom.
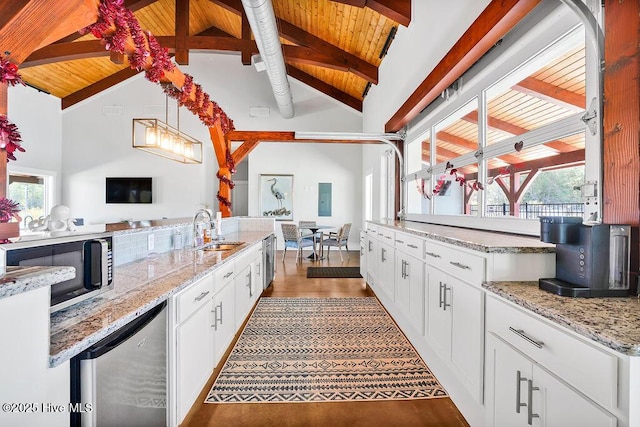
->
205, 297, 448, 403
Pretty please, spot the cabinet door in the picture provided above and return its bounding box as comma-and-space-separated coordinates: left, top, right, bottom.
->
426, 266, 451, 358
534, 365, 617, 427
360, 233, 367, 278
396, 251, 425, 335
212, 280, 236, 366
378, 241, 395, 301
252, 254, 263, 302
234, 265, 252, 329
176, 301, 214, 422
450, 276, 483, 399
366, 235, 378, 287
487, 334, 531, 427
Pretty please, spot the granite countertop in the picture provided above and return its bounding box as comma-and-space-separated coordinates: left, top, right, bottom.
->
483, 281, 640, 356
371, 220, 554, 254
0, 266, 76, 300
49, 230, 272, 367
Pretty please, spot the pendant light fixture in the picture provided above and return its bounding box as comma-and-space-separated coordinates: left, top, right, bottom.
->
132, 96, 203, 164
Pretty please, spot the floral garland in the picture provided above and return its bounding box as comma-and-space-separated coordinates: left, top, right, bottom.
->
83, 0, 234, 133
0, 116, 25, 162
1, 54, 25, 86
215, 149, 237, 208
416, 161, 486, 199
0, 54, 27, 162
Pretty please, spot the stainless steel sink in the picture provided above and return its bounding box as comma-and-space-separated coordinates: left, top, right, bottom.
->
201, 242, 243, 251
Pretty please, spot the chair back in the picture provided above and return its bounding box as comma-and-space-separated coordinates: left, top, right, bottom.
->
281, 223, 300, 241
339, 223, 352, 240
298, 220, 316, 228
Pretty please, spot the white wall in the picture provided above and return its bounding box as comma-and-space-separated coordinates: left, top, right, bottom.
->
361, 0, 491, 221
249, 142, 362, 252
58, 52, 361, 224
7, 84, 63, 204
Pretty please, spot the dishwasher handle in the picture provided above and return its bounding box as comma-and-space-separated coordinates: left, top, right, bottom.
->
77, 301, 167, 360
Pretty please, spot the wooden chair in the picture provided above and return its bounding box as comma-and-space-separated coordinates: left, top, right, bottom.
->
281, 223, 314, 264
321, 223, 351, 261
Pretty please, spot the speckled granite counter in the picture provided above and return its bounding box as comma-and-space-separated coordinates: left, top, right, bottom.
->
49, 230, 272, 367
0, 266, 76, 300
371, 220, 554, 253
484, 281, 640, 356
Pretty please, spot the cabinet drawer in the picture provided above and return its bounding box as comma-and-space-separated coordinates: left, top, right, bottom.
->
424, 241, 485, 285
214, 260, 235, 285
176, 274, 214, 324
394, 231, 424, 259
376, 226, 395, 243
486, 294, 618, 410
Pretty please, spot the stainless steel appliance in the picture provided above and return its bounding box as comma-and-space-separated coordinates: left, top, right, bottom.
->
263, 233, 275, 289
538, 217, 632, 297
70, 302, 167, 427
2, 233, 113, 311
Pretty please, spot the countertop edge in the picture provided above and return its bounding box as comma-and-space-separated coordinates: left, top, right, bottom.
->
370, 220, 555, 254
0, 266, 76, 300
483, 281, 640, 357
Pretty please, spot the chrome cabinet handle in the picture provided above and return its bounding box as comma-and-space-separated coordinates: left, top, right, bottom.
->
368, 241, 373, 252
247, 272, 252, 296
405, 261, 410, 279
224, 271, 233, 279
450, 261, 471, 270
395, 239, 404, 244
212, 301, 223, 330
509, 327, 544, 349
438, 282, 444, 308
426, 251, 441, 258
257, 263, 261, 275
516, 370, 527, 414
195, 290, 210, 302
381, 248, 386, 262
527, 379, 540, 425
442, 284, 451, 310
384, 235, 392, 240
407, 244, 418, 249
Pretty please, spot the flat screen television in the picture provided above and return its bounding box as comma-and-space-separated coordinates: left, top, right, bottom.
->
106, 177, 152, 204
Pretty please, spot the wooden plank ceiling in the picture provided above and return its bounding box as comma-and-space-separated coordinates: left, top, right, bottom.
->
18, 0, 406, 111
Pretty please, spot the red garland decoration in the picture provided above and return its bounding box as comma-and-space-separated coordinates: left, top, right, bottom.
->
216, 171, 235, 189
0, 116, 25, 162
0, 55, 25, 86
82, 0, 234, 134
216, 192, 232, 208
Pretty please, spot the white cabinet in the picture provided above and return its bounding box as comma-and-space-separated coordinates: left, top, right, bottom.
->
395, 249, 424, 335
212, 279, 235, 365
234, 245, 260, 329
377, 239, 395, 301
359, 231, 367, 278
251, 246, 263, 304
174, 275, 215, 423
365, 230, 378, 287
425, 263, 484, 402
486, 333, 616, 427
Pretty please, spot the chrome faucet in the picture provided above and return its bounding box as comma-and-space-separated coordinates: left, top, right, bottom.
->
23, 215, 33, 228
192, 209, 213, 247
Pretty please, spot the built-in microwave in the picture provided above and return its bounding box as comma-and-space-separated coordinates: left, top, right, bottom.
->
2, 233, 113, 312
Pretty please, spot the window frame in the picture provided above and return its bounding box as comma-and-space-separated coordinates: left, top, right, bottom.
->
404, 1, 601, 236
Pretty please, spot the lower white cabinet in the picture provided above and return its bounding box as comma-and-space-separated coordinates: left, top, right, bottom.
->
426, 264, 484, 401
212, 279, 235, 365
395, 250, 424, 334
234, 264, 253, 329
377, 239, 395, 301
359, 231, 367, 279
175, 278, 215, 423
486, 333, 616, 427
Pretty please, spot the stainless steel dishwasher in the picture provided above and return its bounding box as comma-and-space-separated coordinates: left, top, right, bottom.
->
70, 302, 167, 427
263, 233, 275, 289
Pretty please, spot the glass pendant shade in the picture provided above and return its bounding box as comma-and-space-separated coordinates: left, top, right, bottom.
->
132, 118, 203, 164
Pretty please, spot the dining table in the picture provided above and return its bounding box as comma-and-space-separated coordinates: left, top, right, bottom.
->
298, 224, 334, 260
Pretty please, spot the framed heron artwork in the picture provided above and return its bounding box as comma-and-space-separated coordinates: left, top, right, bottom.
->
259, 174, 293, 220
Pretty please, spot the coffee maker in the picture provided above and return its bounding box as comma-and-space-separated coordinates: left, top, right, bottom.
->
538, 216, 631, 297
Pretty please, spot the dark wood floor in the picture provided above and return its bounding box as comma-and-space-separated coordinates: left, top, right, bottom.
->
182, 250, 469, 427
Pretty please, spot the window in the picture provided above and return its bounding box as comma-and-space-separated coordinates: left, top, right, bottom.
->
8, 168, 55, 229
404, 1, 600, 235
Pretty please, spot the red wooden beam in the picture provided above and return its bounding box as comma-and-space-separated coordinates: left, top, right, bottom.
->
287, 66, 363, 111
175, 0, 190, 65
62, 67, 143, 109
512, 76, 585, 111
385, 0, 542, 132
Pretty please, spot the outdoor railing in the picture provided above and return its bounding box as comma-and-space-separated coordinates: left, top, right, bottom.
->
469, 203, 583, 219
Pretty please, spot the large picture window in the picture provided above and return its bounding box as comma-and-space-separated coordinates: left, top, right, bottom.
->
404, 1, 600, 235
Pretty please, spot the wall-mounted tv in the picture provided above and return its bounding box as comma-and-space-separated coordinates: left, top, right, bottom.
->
106, 177, 152, 204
